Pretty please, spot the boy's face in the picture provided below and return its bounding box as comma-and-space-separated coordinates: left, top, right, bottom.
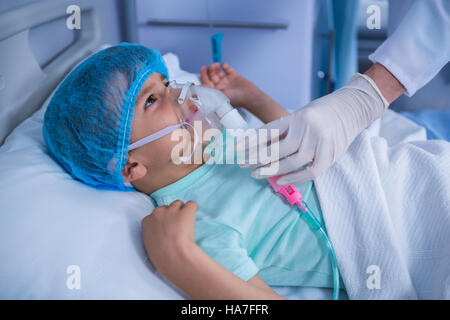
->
127, 72, 191, 169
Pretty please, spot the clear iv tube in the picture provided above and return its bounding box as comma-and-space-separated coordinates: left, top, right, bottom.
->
297, 202, 340, 300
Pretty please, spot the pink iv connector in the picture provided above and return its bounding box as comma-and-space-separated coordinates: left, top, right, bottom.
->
267, 176, 307, 212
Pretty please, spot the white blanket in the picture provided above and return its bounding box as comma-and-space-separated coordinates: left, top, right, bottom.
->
314, 110, 450, 299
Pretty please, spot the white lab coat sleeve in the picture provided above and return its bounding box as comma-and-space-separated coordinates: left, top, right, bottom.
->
369, 0, 450, 97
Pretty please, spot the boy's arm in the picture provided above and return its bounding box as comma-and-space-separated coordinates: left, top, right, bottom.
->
200, 63, 289, 124
243, 89, 290, 124
143, 200, 285, 300
161, 241, 288, 300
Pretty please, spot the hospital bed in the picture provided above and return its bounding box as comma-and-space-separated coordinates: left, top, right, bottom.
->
0, 0, 347, 300
2, 0, 448, 300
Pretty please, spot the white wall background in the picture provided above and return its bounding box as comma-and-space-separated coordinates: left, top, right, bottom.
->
137, 0, 316, 110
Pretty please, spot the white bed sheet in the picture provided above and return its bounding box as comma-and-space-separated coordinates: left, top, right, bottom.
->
0, 49, 347, 299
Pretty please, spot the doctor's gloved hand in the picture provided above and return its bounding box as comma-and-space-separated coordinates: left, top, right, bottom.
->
237, 73, 390, 185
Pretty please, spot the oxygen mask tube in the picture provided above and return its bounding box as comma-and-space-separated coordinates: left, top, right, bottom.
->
172, 82, 340, 299
267, 176, 340, 300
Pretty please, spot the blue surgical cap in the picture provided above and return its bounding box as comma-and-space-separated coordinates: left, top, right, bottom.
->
43, 43, 169, 191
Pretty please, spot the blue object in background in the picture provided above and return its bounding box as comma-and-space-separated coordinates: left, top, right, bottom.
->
331, 0, 360, 90
137, 0, 317, 110
211, 33, 224, 63
400, 110, 450, 142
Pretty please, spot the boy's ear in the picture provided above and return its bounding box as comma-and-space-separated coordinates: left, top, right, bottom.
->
121, 157, 147, 182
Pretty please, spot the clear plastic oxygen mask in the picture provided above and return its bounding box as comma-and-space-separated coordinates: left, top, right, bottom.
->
127, 82, 199, 162
168, 80, 248, 132
127, 80, 248, 161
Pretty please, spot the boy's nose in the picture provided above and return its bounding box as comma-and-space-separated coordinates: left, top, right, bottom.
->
168, 87, 199, 124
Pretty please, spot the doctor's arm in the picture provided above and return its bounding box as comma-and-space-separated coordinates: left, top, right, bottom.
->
141, 200, 287, 300
369, 0, 450, 97
364, 63, 405, 104
235, 0, 450, 185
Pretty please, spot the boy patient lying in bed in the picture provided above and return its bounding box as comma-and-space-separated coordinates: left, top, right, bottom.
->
43, 43, 332, 299
42, 43, 449, 300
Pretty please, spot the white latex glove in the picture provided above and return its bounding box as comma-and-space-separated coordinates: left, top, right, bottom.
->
236, 73, 390, 185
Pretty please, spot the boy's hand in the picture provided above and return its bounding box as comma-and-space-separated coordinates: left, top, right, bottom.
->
200, 62, 261, 110
142, 200, 198, 271
142, 200, 286, 300
202, 62, 290, 124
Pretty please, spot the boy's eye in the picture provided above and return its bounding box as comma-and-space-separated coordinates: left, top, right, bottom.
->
145, 83, 169, 108
145, 95, 156, 108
